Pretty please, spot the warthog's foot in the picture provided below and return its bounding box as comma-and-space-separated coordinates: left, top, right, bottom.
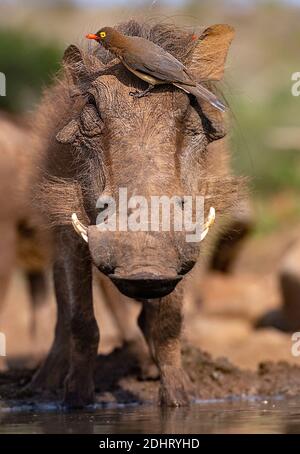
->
139, 362, 159, 381
129, 85, 154, 99
63, 372, 95, 409
125, 339, 159, 381
255, 309, 299, 332
138, 358, 160, 381
159, 366, 194, 407
21, 345, 69, 396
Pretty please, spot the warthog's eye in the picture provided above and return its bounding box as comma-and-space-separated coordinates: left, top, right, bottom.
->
184, 106, 205, 137
80, 97, 104, 137
87, 92, 98, 108
87, 92, 103, 116
189, 97, 226, 141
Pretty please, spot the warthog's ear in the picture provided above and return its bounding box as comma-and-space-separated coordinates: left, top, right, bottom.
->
63, 44, 103, 94
186, 25, 234, 141
187, 24, 235, 81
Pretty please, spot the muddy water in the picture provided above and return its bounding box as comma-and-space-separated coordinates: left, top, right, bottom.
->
0, 397, 300, 434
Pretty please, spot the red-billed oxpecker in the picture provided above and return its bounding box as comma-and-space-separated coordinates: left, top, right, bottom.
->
86, 27, 226, 112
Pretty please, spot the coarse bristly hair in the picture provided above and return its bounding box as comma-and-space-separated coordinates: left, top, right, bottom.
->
33, 19, 245, 230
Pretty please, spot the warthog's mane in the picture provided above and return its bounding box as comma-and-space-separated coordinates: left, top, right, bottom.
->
34, 20, 244, 233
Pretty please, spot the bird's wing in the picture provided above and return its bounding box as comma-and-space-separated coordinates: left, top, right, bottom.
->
122, 39, 196, 86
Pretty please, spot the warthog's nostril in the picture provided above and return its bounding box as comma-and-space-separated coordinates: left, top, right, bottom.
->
179, 260, 195, 275
109, 273, 182, 299
98, 264, 115, 276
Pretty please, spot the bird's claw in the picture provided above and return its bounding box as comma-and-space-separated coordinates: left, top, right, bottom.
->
129, 89, 151, 99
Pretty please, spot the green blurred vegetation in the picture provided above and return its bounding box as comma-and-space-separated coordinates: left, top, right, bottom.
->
0, 28, 62, 112
229, 81, 300, 233
230, 90, 300, 195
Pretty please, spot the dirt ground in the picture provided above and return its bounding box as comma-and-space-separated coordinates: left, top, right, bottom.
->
1, 342, 300, 406
0, 222, 300, 405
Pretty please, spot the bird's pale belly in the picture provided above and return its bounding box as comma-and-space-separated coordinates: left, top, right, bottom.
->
121, 59, 165, 86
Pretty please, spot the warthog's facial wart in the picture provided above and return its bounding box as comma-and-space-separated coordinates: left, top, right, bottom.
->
71, 207, 216, 244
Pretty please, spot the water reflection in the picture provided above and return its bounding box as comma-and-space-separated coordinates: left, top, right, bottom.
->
1, 398, 300, 434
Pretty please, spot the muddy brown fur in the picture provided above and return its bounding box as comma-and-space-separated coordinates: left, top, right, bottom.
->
32, 20, 243, 407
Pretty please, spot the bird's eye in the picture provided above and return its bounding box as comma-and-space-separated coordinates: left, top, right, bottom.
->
100, 32, 106, 38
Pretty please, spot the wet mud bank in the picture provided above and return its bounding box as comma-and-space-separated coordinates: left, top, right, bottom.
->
1, 344, 300, 408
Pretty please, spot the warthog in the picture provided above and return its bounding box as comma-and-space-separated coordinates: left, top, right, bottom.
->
33, 20, 240, 407
0, 113, 50, 359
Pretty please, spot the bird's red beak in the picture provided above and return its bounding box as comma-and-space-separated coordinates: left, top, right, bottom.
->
86, 33, 100, 41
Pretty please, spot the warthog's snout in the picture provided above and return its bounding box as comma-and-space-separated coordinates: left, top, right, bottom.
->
109, 273, 182, 299
85, 226, 185, 299
72, 210, 215, 300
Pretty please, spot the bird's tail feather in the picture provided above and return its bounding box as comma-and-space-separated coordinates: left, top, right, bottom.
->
174, 82, 226, 113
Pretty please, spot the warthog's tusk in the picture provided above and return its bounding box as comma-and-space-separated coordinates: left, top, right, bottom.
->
200, 207, 216, 242
71, 213, 88, 243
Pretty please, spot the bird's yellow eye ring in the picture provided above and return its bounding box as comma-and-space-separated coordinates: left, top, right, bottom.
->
100, 32, 106, 38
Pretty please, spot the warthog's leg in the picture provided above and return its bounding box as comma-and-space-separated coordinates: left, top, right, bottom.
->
59, 233, 99, 408
0, 222, 16, 308
30, 230, 99, 408
28, 261, 71, 392
138, 287, 193, 406
0, 222, 16, 370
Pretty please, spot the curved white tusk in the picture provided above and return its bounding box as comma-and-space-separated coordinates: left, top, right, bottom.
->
71, 213, 88, 243
200, 207, 216, 242
71, 209, 215, 244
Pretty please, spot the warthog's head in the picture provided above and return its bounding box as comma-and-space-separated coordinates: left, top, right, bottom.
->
39, 21, 240, 299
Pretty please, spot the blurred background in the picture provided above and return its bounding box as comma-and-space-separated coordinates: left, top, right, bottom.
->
0, 0, 300, 371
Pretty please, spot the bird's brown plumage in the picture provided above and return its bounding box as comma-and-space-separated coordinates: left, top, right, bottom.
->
87, 27, 226, 111
120, 36, 196, 86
